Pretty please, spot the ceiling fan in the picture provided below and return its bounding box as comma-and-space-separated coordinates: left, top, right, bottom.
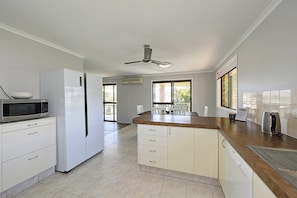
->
125, 45, 171, 68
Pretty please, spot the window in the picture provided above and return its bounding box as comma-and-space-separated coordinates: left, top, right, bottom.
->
103, 84, 117, 121
152, 80, 192, 111
216, 55, 237, 110
220, 68, 237, 109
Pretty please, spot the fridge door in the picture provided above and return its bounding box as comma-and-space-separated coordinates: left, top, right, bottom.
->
85, 73, 104, 159
41, 68, 87, 172
63, 69, 87, 171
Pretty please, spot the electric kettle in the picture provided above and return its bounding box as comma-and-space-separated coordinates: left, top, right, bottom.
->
261, 112, 282, 136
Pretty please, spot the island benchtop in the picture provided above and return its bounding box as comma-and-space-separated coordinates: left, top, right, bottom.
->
133, 111, 297, 198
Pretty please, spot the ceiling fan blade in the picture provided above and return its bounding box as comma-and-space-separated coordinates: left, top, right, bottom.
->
151, 60, 171, 67
151, 60, 162, 65
125, 60, 143, 64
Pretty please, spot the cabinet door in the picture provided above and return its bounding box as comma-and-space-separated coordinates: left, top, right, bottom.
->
168, 127, 195, 174
2, 146, 56, 191
219, 132, 227, 193
253, 172, 276, 198
195, 128, 218, 178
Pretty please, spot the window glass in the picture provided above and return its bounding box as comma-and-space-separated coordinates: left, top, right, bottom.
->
152, 80, 192, 111
153, 82, 172, 103
220, 68, 237, 109
173, 81, 191, 111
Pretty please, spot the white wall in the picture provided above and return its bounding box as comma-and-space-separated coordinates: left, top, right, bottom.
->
0, 29, 83, 99
216, 1, 297, 116
104, 72, 216, 124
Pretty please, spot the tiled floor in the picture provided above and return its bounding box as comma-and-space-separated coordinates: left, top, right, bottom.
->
12, 123, 224, 198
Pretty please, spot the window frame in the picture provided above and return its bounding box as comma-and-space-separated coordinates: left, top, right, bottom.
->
152, 79, 192, 111
216, 54, 238, 111
220, 67, 237, 110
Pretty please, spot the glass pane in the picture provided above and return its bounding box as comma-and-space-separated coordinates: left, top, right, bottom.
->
173, 81, 191, 111
104, 85, 114, 102
103, 84, 117, 121
153, 82, 172, 103
221, 74, 229, 107
230, 68, 237, 109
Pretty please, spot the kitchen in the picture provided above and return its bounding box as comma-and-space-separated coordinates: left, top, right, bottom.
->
0, 0, 297, 197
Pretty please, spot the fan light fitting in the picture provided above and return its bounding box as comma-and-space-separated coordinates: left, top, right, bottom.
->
158, 62, 171, 68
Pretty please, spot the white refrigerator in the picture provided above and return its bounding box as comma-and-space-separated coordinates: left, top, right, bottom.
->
40, 68, 104, 172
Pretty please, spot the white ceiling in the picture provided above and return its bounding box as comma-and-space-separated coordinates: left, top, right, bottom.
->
0, 0, 279, 77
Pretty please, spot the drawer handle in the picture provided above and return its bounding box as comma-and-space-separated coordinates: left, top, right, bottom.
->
27, 131, 38, 135
149, 160, 156, 164
149, 149, 156, 153
149, 129, 156, 132
28, 155, 38, 160
27, 123, 38, 127
149, 139, 156, 142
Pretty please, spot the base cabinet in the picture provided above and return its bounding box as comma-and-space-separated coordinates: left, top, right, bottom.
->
195, 128, 218, 178
138, 124, 168, 169
253, 172, 276, 198
0, 117, 56, 192
137, 124, 218, 178
168, 127, 195, 174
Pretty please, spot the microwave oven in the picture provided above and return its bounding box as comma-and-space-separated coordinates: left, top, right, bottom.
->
0, 99, 48, 123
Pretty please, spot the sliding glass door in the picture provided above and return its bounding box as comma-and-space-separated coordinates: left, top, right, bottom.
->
103, 84, 117, 121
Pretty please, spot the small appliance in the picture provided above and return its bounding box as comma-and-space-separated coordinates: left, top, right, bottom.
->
0, 99, 48, 123
261, 112, 282, 136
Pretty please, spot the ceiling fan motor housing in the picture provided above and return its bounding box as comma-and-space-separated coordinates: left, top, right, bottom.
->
143, 45, 152, 62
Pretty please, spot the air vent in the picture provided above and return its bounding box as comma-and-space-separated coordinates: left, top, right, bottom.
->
121, 77, 143, 85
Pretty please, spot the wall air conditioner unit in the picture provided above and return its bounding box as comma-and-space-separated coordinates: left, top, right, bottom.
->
121, 77, 143, 85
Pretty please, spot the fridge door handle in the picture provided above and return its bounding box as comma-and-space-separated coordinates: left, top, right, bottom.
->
79, 76, 82, 87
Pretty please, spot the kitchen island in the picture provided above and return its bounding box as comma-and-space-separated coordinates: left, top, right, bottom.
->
133, 112, 297, 198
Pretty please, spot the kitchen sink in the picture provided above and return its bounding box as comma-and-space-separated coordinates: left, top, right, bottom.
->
248, 145, 297, 188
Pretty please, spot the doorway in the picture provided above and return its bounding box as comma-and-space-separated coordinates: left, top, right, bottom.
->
103, 84, 117, 121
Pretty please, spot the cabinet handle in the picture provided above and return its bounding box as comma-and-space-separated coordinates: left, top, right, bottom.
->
149, 129, 156, 132
27, 123, 38, 127
222, 139, 226, 148
28, 155, 38, 160
149, 160, 156, 164
27, 131, 38, 135
149, 149, 156, 153
149, 139, 156, 142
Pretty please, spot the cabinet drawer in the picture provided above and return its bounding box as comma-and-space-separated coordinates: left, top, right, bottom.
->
1, 117, 56, 133
138, 134, 167, 147
138, 124, 167, 136
2, 124, 56, 162
138, 145, 167, 158
138, 155, 167, 169
2, 146, 56, 191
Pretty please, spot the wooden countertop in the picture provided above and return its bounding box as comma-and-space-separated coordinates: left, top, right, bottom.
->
133, 112, 297, 198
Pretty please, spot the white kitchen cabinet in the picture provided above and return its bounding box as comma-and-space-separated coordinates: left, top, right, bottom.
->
253, 172, 276, 198
168, 126, 195, 174
0, 117, 56, 191
138, 124, 168, 169
218, 132, 227, 194
195, 128, 218, 178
